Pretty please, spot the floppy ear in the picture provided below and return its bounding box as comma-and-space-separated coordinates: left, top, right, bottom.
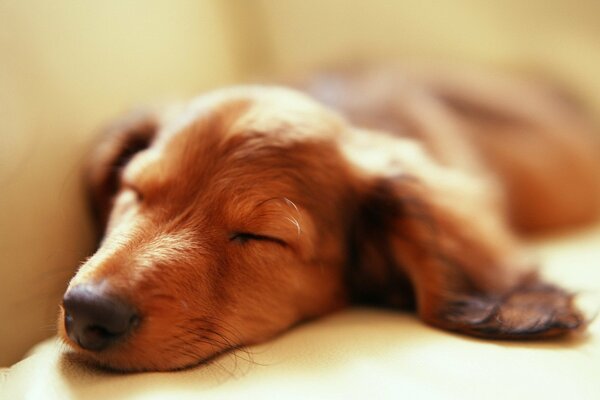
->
86, 109, 158, 233
344, 128, 584, 339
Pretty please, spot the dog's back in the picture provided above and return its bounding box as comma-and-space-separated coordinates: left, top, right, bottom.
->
298, 63, 600, 233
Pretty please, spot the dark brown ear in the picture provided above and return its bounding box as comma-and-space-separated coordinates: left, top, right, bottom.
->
344, 130, 585, 339
86, 109, 158, 233
440, 279, 583, 339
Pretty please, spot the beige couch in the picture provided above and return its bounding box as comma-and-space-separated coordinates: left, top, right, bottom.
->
2, 228, 600, 399
2, 1, 600, 398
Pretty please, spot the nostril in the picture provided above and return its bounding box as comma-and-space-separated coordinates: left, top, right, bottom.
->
62, 284, 139, 351
79, 325, 118, 348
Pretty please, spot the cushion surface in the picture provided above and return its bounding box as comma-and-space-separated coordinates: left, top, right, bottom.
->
2, 226, 599, 400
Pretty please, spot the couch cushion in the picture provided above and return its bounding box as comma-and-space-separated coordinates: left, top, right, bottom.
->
3, 226, 599, 400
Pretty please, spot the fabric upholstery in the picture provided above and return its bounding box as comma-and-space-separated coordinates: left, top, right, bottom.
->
2, 226, 599, 399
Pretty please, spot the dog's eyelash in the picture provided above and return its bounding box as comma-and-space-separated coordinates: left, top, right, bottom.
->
229, 232, 287, 246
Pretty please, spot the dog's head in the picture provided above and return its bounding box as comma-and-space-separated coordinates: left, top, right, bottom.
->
60, 85, 585, 372
60, 87, 369, 371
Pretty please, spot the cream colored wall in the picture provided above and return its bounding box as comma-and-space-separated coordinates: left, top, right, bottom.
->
252, 0, 600, 112
0, 0, 240, 366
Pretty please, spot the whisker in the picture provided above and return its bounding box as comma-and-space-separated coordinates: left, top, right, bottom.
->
286, 216, 302, 236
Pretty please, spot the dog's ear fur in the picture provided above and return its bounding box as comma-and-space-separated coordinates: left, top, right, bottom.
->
343, 128, 584, 339
86, 109, 158, 233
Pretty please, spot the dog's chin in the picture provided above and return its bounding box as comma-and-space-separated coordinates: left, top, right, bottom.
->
58, 332, 225, 372
60, 340, 222, 372
56, 309, 230, 372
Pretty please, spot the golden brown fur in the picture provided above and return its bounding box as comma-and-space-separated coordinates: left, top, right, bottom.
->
59, 66, 600, 371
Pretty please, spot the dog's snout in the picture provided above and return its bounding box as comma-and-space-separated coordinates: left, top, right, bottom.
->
63, 284, 139, 351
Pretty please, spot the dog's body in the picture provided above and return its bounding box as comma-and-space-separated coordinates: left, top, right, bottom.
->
60, 65, 600, 371
299, 64, 600, 232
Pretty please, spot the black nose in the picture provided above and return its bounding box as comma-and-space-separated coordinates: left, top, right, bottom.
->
63, 284, 139, 351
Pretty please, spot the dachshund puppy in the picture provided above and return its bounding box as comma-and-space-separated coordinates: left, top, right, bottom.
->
60, 65, 600, 371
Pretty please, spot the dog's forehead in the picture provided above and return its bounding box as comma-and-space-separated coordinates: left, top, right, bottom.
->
125, 86, 345, 202
230, 87, 342, 138
159, 86, 343, 144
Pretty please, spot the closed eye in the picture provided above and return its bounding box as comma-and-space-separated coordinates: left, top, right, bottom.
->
229, 232, 287, 247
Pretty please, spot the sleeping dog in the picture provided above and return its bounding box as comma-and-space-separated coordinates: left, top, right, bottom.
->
59, 64, 600, 371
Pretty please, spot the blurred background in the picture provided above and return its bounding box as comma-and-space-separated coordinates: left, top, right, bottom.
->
1, 0, 599, 367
